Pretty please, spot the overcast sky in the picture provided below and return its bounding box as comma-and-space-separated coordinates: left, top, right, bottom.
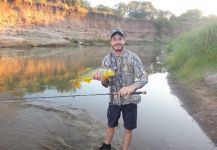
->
88, 0, 217, 16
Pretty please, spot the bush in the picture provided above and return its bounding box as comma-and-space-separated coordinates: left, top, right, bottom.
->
166, 21, 217, 80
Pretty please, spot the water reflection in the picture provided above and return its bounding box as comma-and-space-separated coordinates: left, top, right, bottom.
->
0, 44, 162, 95
133, 73, 216, 150
0, 56, 72, 93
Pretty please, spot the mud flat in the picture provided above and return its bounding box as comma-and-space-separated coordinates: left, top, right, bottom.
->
0, 96, 122, 150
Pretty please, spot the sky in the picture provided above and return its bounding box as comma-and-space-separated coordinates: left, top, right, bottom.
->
88, 0, 217, 16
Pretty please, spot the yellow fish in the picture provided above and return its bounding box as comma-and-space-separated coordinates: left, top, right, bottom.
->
70, 67, 115, 89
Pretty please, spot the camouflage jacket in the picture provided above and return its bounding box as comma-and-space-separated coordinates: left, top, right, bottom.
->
101, 49, 148, 105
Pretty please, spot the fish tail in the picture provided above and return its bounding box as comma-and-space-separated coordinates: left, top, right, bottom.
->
70, 79, 81, 88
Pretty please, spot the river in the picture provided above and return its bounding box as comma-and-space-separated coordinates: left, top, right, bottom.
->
0, 44, 216, 150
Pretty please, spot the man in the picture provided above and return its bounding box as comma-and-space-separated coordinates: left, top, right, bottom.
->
93, 28, 148, 150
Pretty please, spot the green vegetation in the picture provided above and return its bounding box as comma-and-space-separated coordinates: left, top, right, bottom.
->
1, 0, 89, 13
166, 21, 217, 81
94, 1, 173, 19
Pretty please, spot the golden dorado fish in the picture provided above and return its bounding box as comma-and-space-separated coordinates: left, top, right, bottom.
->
70, 67, 115, 89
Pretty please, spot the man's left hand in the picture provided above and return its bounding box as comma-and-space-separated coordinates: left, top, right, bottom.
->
118, 84, 137, 96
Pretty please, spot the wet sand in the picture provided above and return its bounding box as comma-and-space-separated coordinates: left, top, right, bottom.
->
0, 99, 121, 150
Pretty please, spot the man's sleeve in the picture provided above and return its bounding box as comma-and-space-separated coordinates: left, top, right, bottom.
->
101, 55, 110, 88
133, 55, 148, 89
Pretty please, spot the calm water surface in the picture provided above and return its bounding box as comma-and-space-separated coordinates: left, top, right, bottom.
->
0, 44, 216, 150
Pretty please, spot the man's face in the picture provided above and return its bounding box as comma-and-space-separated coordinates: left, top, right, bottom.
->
110, 34, 125, 52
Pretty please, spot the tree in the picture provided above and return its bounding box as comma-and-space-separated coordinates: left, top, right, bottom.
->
127, 1, 157, 19
157, 10, 174, 20
73, 0, 80, 9
80, 0, 90, 9
178, 9, 203, 21
96, 4, 113, 14
113, 2, 127, 17
154, 18, 176, 38
127, 1, 140, 18
140, 1, 157, 19
65, 0, 80, 7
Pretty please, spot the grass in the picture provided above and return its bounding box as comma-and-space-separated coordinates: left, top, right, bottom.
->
166, 21, 217, 82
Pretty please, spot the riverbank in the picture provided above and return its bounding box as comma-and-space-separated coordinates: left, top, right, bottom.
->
0, 25, 157, 48
158, 51, 217, 145
168, 73, 217, 145
165, 21, 217, 145
0, 11, 159, 49
0, 25, 106, 48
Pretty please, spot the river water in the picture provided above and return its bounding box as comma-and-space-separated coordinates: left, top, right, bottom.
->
0, 44, 216, 150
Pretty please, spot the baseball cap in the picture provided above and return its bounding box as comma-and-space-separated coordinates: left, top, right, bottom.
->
111, 28, 124, 38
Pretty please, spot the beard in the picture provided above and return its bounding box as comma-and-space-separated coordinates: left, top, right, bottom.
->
112, 44, 124, 52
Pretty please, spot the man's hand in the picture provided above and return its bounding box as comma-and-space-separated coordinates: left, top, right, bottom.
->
118, 84, 137, 96
92, 72, 103, 81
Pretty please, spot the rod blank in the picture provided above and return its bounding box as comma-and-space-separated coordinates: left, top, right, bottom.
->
2, 91, 147, 101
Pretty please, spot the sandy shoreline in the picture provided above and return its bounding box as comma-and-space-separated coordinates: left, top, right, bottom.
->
0, 98, 122, 150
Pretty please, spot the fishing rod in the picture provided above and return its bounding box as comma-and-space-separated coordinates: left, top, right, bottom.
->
1, 91, 146, 101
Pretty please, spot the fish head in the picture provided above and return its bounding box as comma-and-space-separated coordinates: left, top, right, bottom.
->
102, 68, 115, 80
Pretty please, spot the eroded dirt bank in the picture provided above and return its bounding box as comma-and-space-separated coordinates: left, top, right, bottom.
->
0, 13, 158, 48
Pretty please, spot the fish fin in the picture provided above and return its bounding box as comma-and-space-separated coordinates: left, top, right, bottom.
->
82, 77, 92, 83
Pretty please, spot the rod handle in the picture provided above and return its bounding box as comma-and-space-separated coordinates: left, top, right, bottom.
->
132, 91, 146, 95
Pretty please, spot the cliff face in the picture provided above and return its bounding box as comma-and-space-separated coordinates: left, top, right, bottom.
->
84, 13, 157, 42
0, 11, 158, 48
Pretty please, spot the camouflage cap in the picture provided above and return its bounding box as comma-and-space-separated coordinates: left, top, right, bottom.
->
111, 28, 124, 38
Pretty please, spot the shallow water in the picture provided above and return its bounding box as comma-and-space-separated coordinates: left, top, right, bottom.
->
0, 44, 216, 150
